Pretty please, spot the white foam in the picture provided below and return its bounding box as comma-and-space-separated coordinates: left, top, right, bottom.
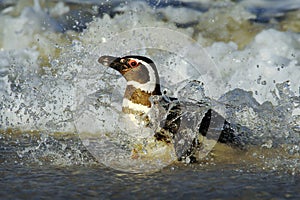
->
205, 29, 300, 104
0, 1, 299, 135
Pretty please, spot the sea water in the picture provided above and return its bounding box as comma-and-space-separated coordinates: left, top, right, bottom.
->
0, 0, 300, 199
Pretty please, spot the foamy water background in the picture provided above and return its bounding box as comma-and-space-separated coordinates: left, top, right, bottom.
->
0, 0, 300, 198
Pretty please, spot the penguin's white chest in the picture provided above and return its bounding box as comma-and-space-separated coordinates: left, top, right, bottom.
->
122, 98, 151, 114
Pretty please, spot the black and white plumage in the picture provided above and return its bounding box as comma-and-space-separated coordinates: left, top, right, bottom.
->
98, 55, 244, 162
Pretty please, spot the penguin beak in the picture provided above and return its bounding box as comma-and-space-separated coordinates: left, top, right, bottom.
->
98, 55, 125, 72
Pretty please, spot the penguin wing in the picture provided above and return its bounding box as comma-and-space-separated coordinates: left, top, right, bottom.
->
154, 98, 249, 161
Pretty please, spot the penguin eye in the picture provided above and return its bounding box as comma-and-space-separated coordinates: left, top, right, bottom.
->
128, 59, 139, 68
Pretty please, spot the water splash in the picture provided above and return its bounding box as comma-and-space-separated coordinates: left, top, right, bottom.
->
0, 1, 299, 173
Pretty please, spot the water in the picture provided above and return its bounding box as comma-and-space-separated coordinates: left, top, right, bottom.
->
1, 130, 299, 199
1, 0, 300, 199
1, 164, 300, 199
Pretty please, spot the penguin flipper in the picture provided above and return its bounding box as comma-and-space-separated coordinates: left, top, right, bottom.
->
200, 109, 247, 149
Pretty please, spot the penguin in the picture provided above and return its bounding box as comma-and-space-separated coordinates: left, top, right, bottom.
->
98, 55, 245, 162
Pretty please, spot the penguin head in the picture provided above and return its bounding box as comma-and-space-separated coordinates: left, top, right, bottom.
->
98, 55, 161, 95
